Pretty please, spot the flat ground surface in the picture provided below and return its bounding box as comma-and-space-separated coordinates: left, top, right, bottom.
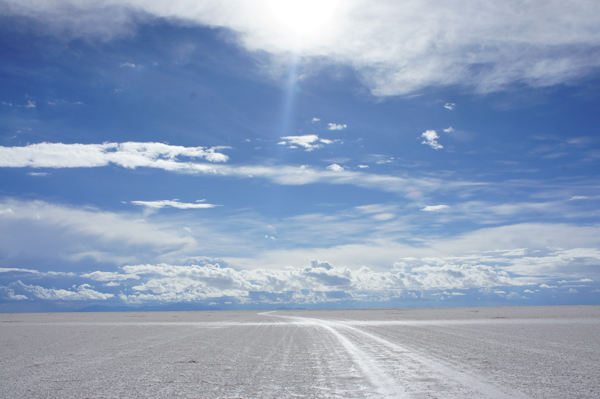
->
1, 306, 599, 398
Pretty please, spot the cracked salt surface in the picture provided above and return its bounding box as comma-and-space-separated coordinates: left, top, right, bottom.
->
1, 306, 599, 398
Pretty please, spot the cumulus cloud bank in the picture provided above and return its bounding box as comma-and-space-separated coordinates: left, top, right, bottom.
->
3, 1, 600, 95
2, 281, 114, 301
82, 258, 520, 304
2, 241, 599, 305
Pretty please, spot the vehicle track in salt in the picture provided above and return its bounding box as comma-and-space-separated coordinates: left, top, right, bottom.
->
264, 312, 527, 399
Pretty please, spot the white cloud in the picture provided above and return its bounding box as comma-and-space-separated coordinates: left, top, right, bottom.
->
581, 278, 593, 282
0, 208, 14, 215
24, 100, 36, 108
0, 267, 75, 278
13, 281, 114, 300
0, 148, 478, 199
372, 213, 395, 221
0, 285, 28, 300
357, 165, 369, 168
501, 247, 600, 280
443, 127, 454, 133
326, 164, 344, 172
0, 142, 229, 168
311, 117, 320, 123
27, 172, 49, 177
81, 271, 140, 281
422, 205, 449, 212
327, 123, 347, 130
506, 292, 528, 300
6, 1, 600, 95
101, 258, 520, 303
444, 103, 456, 110
226, 222, 600, 278
120, 62, 136, 68
130, 199, 219, 210
540, 284, 557, 288
421, 130, 443, 150
569, 196, 588, 200
0, 199, 199, 266
279, 135, 333, 151
443, 291, 465, 296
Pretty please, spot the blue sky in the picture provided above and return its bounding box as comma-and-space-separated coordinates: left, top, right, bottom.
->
1, 0, 600, 312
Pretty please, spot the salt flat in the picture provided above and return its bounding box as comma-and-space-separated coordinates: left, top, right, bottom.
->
1, 306, 599, 398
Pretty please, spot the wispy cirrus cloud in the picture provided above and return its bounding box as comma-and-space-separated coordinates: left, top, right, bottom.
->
422, 205, 449, 212
131, 199, 220, 210
4, 1, 600, 95
0, 199, 199, 267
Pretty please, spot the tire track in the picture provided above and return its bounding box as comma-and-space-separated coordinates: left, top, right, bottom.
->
264, 312, 528, 399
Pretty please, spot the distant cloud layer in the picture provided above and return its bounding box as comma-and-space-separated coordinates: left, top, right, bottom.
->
2, 196, 600, 307
0, 259, 520, 305
3, 247, 600, 306
2, 0, 600, 95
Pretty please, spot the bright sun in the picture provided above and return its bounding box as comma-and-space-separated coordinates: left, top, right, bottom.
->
266, 0, 342, 45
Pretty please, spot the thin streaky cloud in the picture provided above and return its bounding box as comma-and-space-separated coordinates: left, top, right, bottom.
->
422, 205, 450, 212
0, 145, 485, 197
0, 142, 230, 168
131, 200, 220, 209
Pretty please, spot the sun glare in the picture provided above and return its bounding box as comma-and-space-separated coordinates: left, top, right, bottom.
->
266, 0, 342, 46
